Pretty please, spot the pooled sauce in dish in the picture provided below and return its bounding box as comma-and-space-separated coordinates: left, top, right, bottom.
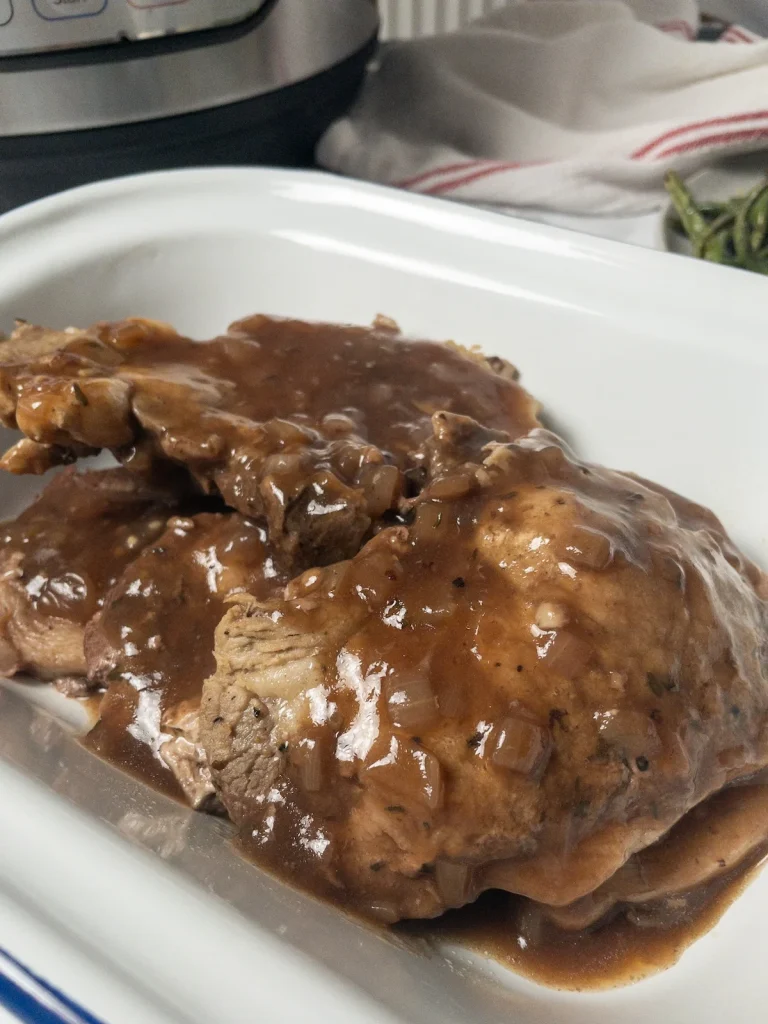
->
234, 789, 767, 990
407, 785, 768, 989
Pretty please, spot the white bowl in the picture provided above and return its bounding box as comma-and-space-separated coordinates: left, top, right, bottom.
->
1, 168, 768, 1024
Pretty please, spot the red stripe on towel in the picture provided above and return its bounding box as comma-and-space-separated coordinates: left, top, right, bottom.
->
631, 110, 768, 158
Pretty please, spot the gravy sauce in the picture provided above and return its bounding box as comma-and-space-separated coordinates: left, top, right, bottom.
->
0, 468, 171, 627
85, 512, 287, 798
410, 787, 768, 989
3, 320, 767, 992
0, 318, 540, 560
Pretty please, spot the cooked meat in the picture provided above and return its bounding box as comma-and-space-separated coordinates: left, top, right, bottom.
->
0, 468, 173, 682
0, 438, 88, 475
200, 425, 768, 921
4, 310, 766, 980
158, 700, 223, 813
410, 409, 511, 484
0, 322, 85, 375
542, 784, 768, 931
84, 512, 288, 808
0, 316, 539, 564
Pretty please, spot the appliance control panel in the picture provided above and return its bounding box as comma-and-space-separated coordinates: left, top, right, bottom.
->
0, 0, 270, 55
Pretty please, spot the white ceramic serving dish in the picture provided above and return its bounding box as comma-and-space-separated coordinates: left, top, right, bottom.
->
0, 168, 767, 1024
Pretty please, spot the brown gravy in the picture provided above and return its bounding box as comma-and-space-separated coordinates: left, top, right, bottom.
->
85, 512, 288, 800
231, 781, 768, 990
2, 317, 767, 992
408, 841, 766, 990
84, 683, 188, 801
84, 434, 768, 987
78, 716, 768, 993
414, 780, 768, 990
0, 468, 171, 627
0, 318, 541, 565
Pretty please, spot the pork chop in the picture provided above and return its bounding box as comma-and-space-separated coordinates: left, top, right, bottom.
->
200, 424, 768, 920
0, 316, 539, 565
0, 468, 173, 683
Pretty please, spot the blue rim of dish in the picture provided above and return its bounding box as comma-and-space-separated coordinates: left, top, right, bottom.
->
0, 947, 106, 1024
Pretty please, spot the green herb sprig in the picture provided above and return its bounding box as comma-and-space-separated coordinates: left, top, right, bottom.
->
664, 171, 768, 274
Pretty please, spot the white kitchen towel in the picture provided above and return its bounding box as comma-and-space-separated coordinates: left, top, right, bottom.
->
317, 0, 768, 215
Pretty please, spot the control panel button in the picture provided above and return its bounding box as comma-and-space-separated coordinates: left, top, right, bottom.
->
33, 0, 107, 19
126, 0, 189, 7
0, 0, 12, 26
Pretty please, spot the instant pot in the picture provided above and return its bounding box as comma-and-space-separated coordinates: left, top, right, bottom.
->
0, 0, 379, 210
